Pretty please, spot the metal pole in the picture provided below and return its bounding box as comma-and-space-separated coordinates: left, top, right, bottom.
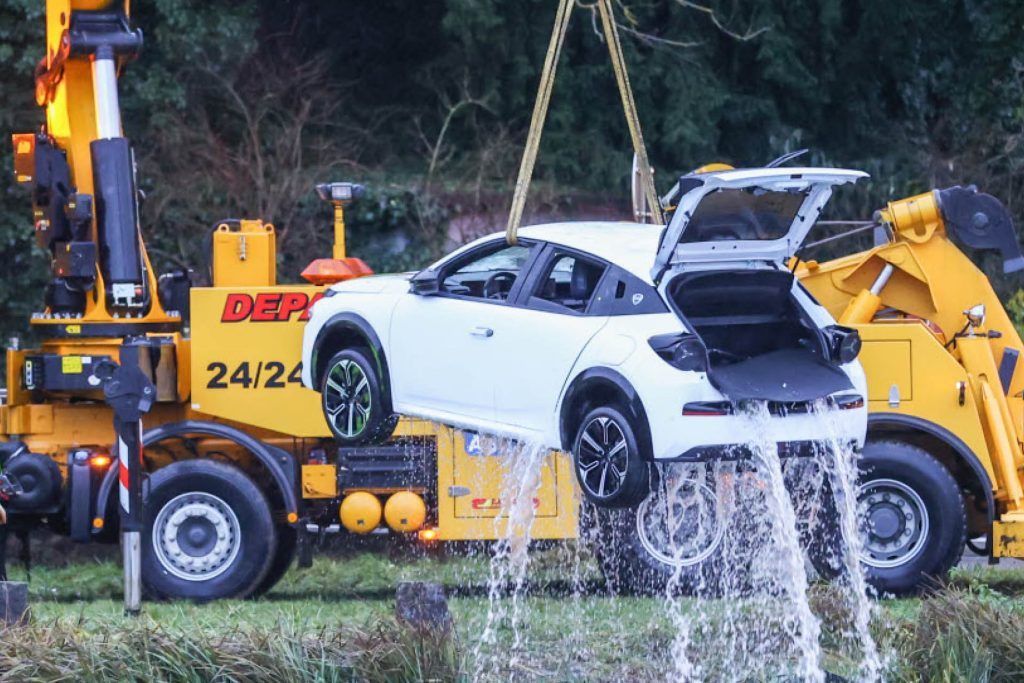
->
115, 402, 145, 616
869, 263, 895, 296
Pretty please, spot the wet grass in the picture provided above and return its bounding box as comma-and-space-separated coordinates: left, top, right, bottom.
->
2, 549, 1024, 680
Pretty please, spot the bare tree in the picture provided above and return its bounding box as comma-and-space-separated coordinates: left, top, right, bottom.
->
138, 49, 362, 277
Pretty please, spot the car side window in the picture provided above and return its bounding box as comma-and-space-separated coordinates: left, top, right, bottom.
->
441, 243, 533, 302
530, 252, 606, 313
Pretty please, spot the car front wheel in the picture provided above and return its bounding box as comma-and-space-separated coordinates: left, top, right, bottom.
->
321, 348, 395, 445
572, 405, 651, 508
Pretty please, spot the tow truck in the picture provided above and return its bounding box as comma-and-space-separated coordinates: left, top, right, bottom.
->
795, 185, 1024, 594
1, 0, 576, 601
8, 0, 1024, 602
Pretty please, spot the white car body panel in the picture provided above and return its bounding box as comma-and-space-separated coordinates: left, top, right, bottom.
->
389, 295, 500, 423
301, 274, 409, 388
486, 305, 609, 432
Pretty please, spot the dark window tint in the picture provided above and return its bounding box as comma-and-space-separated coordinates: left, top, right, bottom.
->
680, 187, 806, 243
532, 253, 605, 313
589, 265, 668, 316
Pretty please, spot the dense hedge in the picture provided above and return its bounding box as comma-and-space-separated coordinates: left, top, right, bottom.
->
1, 1, 1023, 341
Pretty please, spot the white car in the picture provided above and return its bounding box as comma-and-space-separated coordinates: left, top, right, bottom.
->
302, 166, 869, 508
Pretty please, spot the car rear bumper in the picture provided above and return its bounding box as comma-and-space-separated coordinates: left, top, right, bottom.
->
663, 439, 857, 461
649, 404, 867, 461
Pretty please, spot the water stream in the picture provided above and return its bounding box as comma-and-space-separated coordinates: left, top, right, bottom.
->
466, 399, 883, 681
473, 437, 547, 679
812, 400, 885, 680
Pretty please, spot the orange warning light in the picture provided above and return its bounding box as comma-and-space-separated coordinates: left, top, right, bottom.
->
301, 257, 374, 285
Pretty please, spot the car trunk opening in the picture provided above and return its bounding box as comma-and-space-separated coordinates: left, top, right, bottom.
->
668, 269, 854, 402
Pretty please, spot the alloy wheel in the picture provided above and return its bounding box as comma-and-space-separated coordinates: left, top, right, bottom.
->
323, 358, 372, 439
636, 468, 724, 568
577, 416, 630, 499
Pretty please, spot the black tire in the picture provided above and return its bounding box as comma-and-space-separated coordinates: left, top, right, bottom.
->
321, 348, 395, 445
571, 405, 651, 508
143, 459, 277, 602
809, 440, 966, 597
251, 524, 297, 598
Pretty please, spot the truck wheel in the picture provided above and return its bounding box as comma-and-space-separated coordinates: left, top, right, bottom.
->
143, 459, 276, 602
588, 466, 730, 595
572, 406, 652, 509
809, 440, 966, 596
321, 348, 395, 445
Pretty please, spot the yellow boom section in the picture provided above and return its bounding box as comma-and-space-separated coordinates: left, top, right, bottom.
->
798, 189, 1024, 522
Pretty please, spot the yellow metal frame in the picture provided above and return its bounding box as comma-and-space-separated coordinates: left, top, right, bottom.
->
799, 189, 1024, 546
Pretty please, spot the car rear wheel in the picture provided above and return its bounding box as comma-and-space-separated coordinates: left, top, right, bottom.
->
143, 459, 276, 601
572, 406, 651, 508
321, 348, 395, 445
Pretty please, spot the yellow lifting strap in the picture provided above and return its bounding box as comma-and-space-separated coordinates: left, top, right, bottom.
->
597, 0, 663, 228
505, 0, 663, 245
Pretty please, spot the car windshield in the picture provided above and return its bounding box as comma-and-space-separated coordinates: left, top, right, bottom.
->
680, 187, 807, 243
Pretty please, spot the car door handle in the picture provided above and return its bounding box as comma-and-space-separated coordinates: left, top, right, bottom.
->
471, 326, 494, 338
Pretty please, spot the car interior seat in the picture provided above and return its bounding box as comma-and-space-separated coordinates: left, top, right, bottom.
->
567, 259, 603, 310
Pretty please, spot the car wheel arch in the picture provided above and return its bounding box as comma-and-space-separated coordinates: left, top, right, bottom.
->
559, 367, 653, 459
312, 312, 392, 404
93, 420, 300, 539
867, 412, 993, 552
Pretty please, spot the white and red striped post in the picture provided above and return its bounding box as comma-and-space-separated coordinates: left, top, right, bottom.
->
116, 419, 144, 614
94, 338, 153, 616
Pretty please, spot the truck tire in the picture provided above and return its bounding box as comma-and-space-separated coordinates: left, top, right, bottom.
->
572, 406, 651, 508
251, 525, 297, 597
143, 459, 277, 602
321, 348, 395, 445
809, 440, 966, 596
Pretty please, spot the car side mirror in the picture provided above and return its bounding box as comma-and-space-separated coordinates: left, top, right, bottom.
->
410, 270, 440, 296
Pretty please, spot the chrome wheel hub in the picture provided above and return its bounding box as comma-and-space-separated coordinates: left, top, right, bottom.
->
324, 358, 372, 438
153, 492, 241, 581
858, 478, 929, 568
577, 416, 629, 499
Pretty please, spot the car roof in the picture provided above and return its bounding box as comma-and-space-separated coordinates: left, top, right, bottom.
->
510, 221, 663, 283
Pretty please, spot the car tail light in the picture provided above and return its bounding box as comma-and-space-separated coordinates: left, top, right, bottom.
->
831, 393, 865, 410
683, 401, 733, 416
648, 332, 709, 372
823, 325, 862, 364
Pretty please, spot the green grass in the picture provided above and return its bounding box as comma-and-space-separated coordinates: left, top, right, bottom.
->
3, 550, 1024, 681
